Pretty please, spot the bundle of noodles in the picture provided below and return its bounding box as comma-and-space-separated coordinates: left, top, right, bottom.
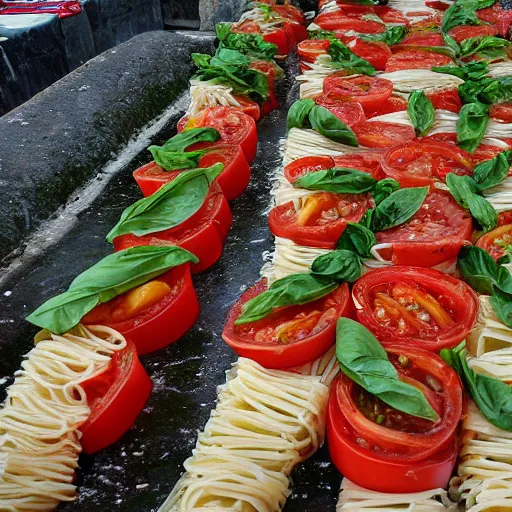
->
337, 479, 457, 511
159, 357, 329, 511
0, 325, 126, 511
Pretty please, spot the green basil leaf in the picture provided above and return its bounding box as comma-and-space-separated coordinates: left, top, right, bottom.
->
216, 23, 278, 60
336, 222, 376, 259
432, 65, 467, 80
490, 289, 512, 328
26, 246, 198, 334
473, 150, 512, 190
496, 76, 512, 102
443, 32, 461, 56
360, 25, 407, 45
458, 245, 499, 294
149, 147, 205, 171
442, 342, 512, 431
372, 178, 400, 205
287, 98, 315, 131
408, 90, 435, 137
106, 164, 223, 242
441, 1, 483, 34
327, 39, 375, 76
294, 167, 376, 194
459, 36, 511, 60
371, 187, 429, 232
457, 101, 490, 153
496, 266, 512, 295
336, 318, 439, 422
360, 208, 375, 230
309, 105, 359, 146
235, 274, 338, 325
459, 76, 501, 105
309, 30, 338, 41
434, 61, 489, 81
446, 173, 497, 232
159, 128, 221, 152
310, 250, 363, 282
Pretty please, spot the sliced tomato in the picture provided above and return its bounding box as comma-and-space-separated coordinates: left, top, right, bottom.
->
297, 39, 330, 64
490, 103, 512, 124
314, 92, 367, 127
82, 264, 199, 355
327, 344, 461, 493
499, 211, 512, 226
315, 11, 386, 33
426, 87, 462, 114
80, 340, 152, 454
222, 279, 352, 368
385, 50, 453, 72
477, 6, 512, 37
268, 192, 371, 248
178, 106, 258, 163
353, 121, 416, 149
231, 20, 291, 56
352, 266, 479, 350
476, 224, 512, 261
113, 183, 232, 273
133, 143, 250, 201
425, 0, 451, 9
249, 60, 279, 117
332, 153, 385, 180
338, 36, 392, 71
374, 6, 410, 25
272, 4, 306, 25
374, 190, 472, 267
323, 75, 394, 115
382, 139, 472, 187
393, 32, 444, 50
369, 95, 408, 118
448, 24, 499, 43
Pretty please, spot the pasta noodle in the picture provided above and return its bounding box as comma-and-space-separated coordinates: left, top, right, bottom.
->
0, 325, 125, 511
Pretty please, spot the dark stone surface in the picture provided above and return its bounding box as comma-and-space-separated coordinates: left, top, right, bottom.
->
199, 0, 246, 30
0, 56, 339, 512
161, 0, 200, 29
0, 30, 215, 266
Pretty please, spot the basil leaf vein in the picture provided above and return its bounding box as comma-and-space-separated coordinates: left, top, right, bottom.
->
407, 90, 435, 137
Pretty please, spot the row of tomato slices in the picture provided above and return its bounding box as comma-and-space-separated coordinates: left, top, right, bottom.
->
213, 0, 512, 497
61, 4, 311, 458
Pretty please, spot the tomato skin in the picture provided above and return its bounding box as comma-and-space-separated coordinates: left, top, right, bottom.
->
327, 378, 459, 494
80, 340, 152, 454
352, 267, 479, 351
323, 75, 394, 116
448, 24, 499, 43
393, 32, 444, 50
476, 224, 512, 261
178, 106, 258, 163
385, 50, 453, 72
263, 29, 292, 55
499, 211, 512, 226
314, 92, 366, 127
268, 193, 371, 249
477, 6, 512, 37
83, 265, 199, 355
426, 87, 462, 114
133, 144, 250, 201
315, 11, 386, 33
353, 121, 416, 149
113, 184, 232, 273
297, 39, 330, 64
222, 280, 352, 369
337, 36, 392, 71
490, 103, 512, 124
369, 95, 408, 118
382, 139, 472, 188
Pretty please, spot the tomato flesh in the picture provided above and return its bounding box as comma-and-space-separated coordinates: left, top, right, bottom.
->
448, 24, 499, 43
222, 280, 352, 368
382, 139, 472, 187
385, 50, 453, 72
490, 103, 512, 124
476, 224, 512, 261
426, 88, 462, 114
369, 95, 407, 118
353, 121, 416, 149
337, 36, 392, 71
80, 340, 152, 454
315, 12, 386, 33
268, 192, 371, 248
352, 267, 479, 350
323, 75, 394, 115
314, 92, 366, 127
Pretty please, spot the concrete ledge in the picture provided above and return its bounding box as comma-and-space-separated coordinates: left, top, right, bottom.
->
0, 30, 215, 264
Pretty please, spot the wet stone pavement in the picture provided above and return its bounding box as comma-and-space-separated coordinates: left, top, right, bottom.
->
0, 57, 340, 511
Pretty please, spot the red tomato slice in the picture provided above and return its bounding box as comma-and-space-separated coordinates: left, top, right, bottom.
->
133, 143, 250, 201
352, 266, 479, 350
327, 344, 462, 493
382, 139, 472, 187
268, 192, 371, 248
178, 106, 258, 163
385, 50, 453, 72
82, 264, 199, 355
314, 92, 367, 127
272, 4, 306, 25
80, 340, 152, 454
499, 211, 512, 226
393, 32, 444, 50
369, 95, 408, 118
374, 6, 410, 25
323, 75, 394, 115
232, 20, 291, 55
332, 153, 385, 180
476, 224, 512, 261
448, 24, 499, 43
249, 60, 279, 116
297, 39, 330, 64
477, 6, 512, 37
426, 87, 462, 114
338, 36, 392, 71
408, 14, 442, 34
374, 191, 473, 267
222, 279, 352, 368
490, 103, 512, 124
113, 183, 232, 273
353, 121, 416, 149
315, 11, 386, 33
